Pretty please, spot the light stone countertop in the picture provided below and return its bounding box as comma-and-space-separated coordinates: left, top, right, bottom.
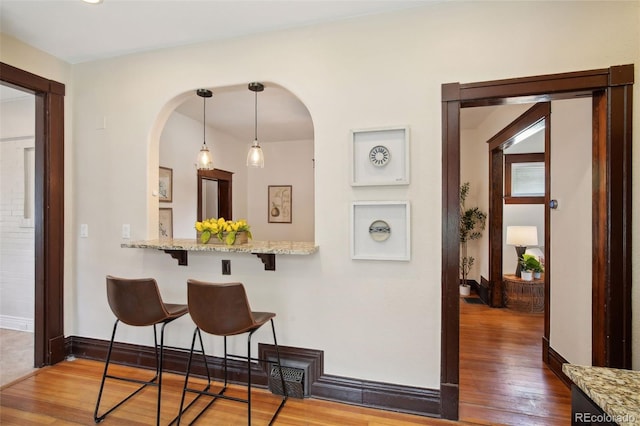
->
122, 238, 318, 255
563, 364, 640, 425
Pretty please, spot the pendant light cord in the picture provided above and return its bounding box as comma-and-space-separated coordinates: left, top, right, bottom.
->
254, 89, 258, 142
203, 96, 206, 145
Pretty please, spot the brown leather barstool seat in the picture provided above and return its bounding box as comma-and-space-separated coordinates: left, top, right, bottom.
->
177, 280, 288, 425
94, 275, 189, 425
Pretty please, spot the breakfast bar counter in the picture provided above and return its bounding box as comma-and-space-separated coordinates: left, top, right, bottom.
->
122, 238, 318, 270
563, 364, 640, 425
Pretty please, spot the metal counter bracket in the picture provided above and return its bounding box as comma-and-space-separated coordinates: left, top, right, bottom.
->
254, 253, 276, 271
164, 250, 188, 266
162, 249, 276, 271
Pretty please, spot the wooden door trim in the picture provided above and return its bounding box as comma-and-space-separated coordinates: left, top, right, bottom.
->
441, 65, 633, 420
487, 103, 550, 309
1, 62, 65, 366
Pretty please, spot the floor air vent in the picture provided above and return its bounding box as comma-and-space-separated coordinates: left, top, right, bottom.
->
269, 366, 304, 399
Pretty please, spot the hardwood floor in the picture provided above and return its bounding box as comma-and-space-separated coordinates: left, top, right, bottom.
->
459, 295, 571, 425
0, 297, 571, 425
0, 358, 464, 425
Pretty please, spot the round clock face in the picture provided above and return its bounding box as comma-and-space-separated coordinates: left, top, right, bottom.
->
369, 145, 390, 167
369, 220, 391, 242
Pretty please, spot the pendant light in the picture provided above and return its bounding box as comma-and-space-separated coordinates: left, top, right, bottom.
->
196, 89, 213, 170
246, 82, 265, 168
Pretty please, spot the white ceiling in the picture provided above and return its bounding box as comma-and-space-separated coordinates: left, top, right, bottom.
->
175, 83, 315, 143
0, 1, 433, 65
0, 0, 434, 143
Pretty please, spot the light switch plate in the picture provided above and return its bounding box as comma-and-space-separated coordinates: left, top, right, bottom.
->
80, 224, 88, 238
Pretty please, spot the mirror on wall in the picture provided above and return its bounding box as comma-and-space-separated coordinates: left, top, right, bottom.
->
197, 169, 233, 221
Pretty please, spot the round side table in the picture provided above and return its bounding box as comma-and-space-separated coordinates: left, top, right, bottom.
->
503, 274, 544, 313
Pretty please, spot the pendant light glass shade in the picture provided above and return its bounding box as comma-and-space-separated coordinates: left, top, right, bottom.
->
247, 82, 265, 168
246, 139, 264, 168
196, 89, 213, 170
197, 144, 213, 170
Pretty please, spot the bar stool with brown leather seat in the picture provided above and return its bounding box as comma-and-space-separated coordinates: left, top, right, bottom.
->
177, 280, 288, 425
94, 275, 197, 425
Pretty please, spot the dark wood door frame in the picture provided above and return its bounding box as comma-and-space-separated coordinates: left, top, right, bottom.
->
487, 102, 550, 309
441, 65, 633, 420
197, 168, 233, 222
1, 62, 66, 367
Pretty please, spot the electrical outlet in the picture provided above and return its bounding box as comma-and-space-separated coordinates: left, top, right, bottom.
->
222, 260, 231, 275
122, 224, 131, 239
80, 224, 88, 238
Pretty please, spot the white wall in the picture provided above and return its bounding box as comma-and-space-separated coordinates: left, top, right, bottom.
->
247, 139, 314, 241
1, 1, 638, 389
0, 95, 35, 330
159, 111, 249, 238
549, 98, 593, 366
160, 110, 314, 241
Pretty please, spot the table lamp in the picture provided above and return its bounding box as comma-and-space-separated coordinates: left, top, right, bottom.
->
506, 226, 538, 277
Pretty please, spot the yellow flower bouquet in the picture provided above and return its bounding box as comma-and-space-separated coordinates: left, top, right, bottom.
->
195, 217, 252, 245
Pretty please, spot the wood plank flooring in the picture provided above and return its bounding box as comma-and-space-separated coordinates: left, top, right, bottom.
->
459, 295, 571, 425
0, 358, 463, 425
0, 296, 571, 425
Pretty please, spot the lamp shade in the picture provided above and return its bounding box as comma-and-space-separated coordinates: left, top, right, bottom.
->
506, 226, 538, 246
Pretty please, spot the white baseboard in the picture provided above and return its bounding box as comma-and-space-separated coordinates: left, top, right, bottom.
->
0, 315, 34, 332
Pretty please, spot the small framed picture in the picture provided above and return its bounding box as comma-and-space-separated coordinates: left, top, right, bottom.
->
159, 167, 173, 202
268, 185, 292, 223
159, 208, 173, 238
351, 126, 410, 186
351, 201, 410, 261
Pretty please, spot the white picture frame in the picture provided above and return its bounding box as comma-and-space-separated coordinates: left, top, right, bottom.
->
351, 126, 410, 186
351, 201, 410, 261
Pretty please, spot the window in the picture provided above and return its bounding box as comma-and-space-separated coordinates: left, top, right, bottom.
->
504, 153, 545, 204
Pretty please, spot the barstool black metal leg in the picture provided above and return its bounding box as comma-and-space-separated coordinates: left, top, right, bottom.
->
156, 322, 168, 426
197, 327, 211, 384
271, 319, 288, 398
177, 327, 199, 426
223, 336, 228, 387
247, 332, 254, 426
174, 328, 215, 426
94, 320, 159, 423
269, 319, 288, 425
94, 319, 119, 423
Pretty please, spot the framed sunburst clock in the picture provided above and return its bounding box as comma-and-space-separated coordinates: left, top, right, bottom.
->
350, 126, 410, 186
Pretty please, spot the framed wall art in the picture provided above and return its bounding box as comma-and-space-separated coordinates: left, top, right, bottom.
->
268, 185, 292, 223
351, 126, 409, 186
159, 208, 173, 238
159, 166, 173, 202
351, 201, 410, 261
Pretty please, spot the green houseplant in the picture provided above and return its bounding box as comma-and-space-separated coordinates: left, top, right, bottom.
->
459, 182, 487, 295
520, 253, 543, 280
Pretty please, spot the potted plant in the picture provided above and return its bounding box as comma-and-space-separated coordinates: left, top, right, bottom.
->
459, 182, 487, 296
520, 254, 543, 281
